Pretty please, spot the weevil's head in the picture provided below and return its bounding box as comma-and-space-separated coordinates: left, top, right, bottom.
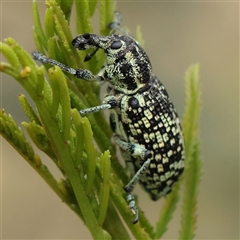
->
72, 33, 102, 50
72, 33, 152, 94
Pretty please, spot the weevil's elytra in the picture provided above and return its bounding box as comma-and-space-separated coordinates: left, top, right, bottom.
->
32, 12, 185, 224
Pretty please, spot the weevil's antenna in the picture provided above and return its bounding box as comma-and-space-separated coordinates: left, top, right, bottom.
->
84, 47, 99, 62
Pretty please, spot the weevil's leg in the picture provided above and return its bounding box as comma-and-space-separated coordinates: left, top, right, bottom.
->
32, 51, 102, 81
80, 97, 117, 116
124, 158, 151, 193
108, 11, 122, 32
114, 135, 152, 161
125, 158, 151, 224
108, 12, 139, 45
79, 104, 111, 116
32, 51, 77, 75
108, 11, 130, 36
114, 136, 151, 223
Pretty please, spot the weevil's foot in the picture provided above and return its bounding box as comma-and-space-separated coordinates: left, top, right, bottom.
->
32, 51, 47, 63
131, 206, 139, 224
126, 193, 139, 224
113, 11, 123, 25
108, 11, 122, 29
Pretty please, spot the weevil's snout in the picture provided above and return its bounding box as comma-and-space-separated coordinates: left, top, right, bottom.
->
72, 33, 93, 50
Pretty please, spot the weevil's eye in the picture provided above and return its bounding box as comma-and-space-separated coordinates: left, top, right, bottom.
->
110, 40, 122, 49
82, 33, 90, 39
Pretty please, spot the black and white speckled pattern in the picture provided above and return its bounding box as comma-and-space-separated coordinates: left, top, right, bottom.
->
108, 74, 184, 200
77, 33, 185, 200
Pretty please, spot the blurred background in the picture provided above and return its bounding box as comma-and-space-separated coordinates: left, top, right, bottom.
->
1, 1, 239, 239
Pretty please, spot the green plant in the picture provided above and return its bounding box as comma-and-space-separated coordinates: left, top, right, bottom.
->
0, 0, 202, 239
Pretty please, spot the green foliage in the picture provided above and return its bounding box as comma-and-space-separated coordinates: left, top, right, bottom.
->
180, 64, 202, 239
0, 1, 202, 239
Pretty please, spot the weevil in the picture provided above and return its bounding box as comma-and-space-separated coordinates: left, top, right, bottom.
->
32, 12, 185, 224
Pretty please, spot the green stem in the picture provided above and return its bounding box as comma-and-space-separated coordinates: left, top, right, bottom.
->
37, 101, 109, 239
